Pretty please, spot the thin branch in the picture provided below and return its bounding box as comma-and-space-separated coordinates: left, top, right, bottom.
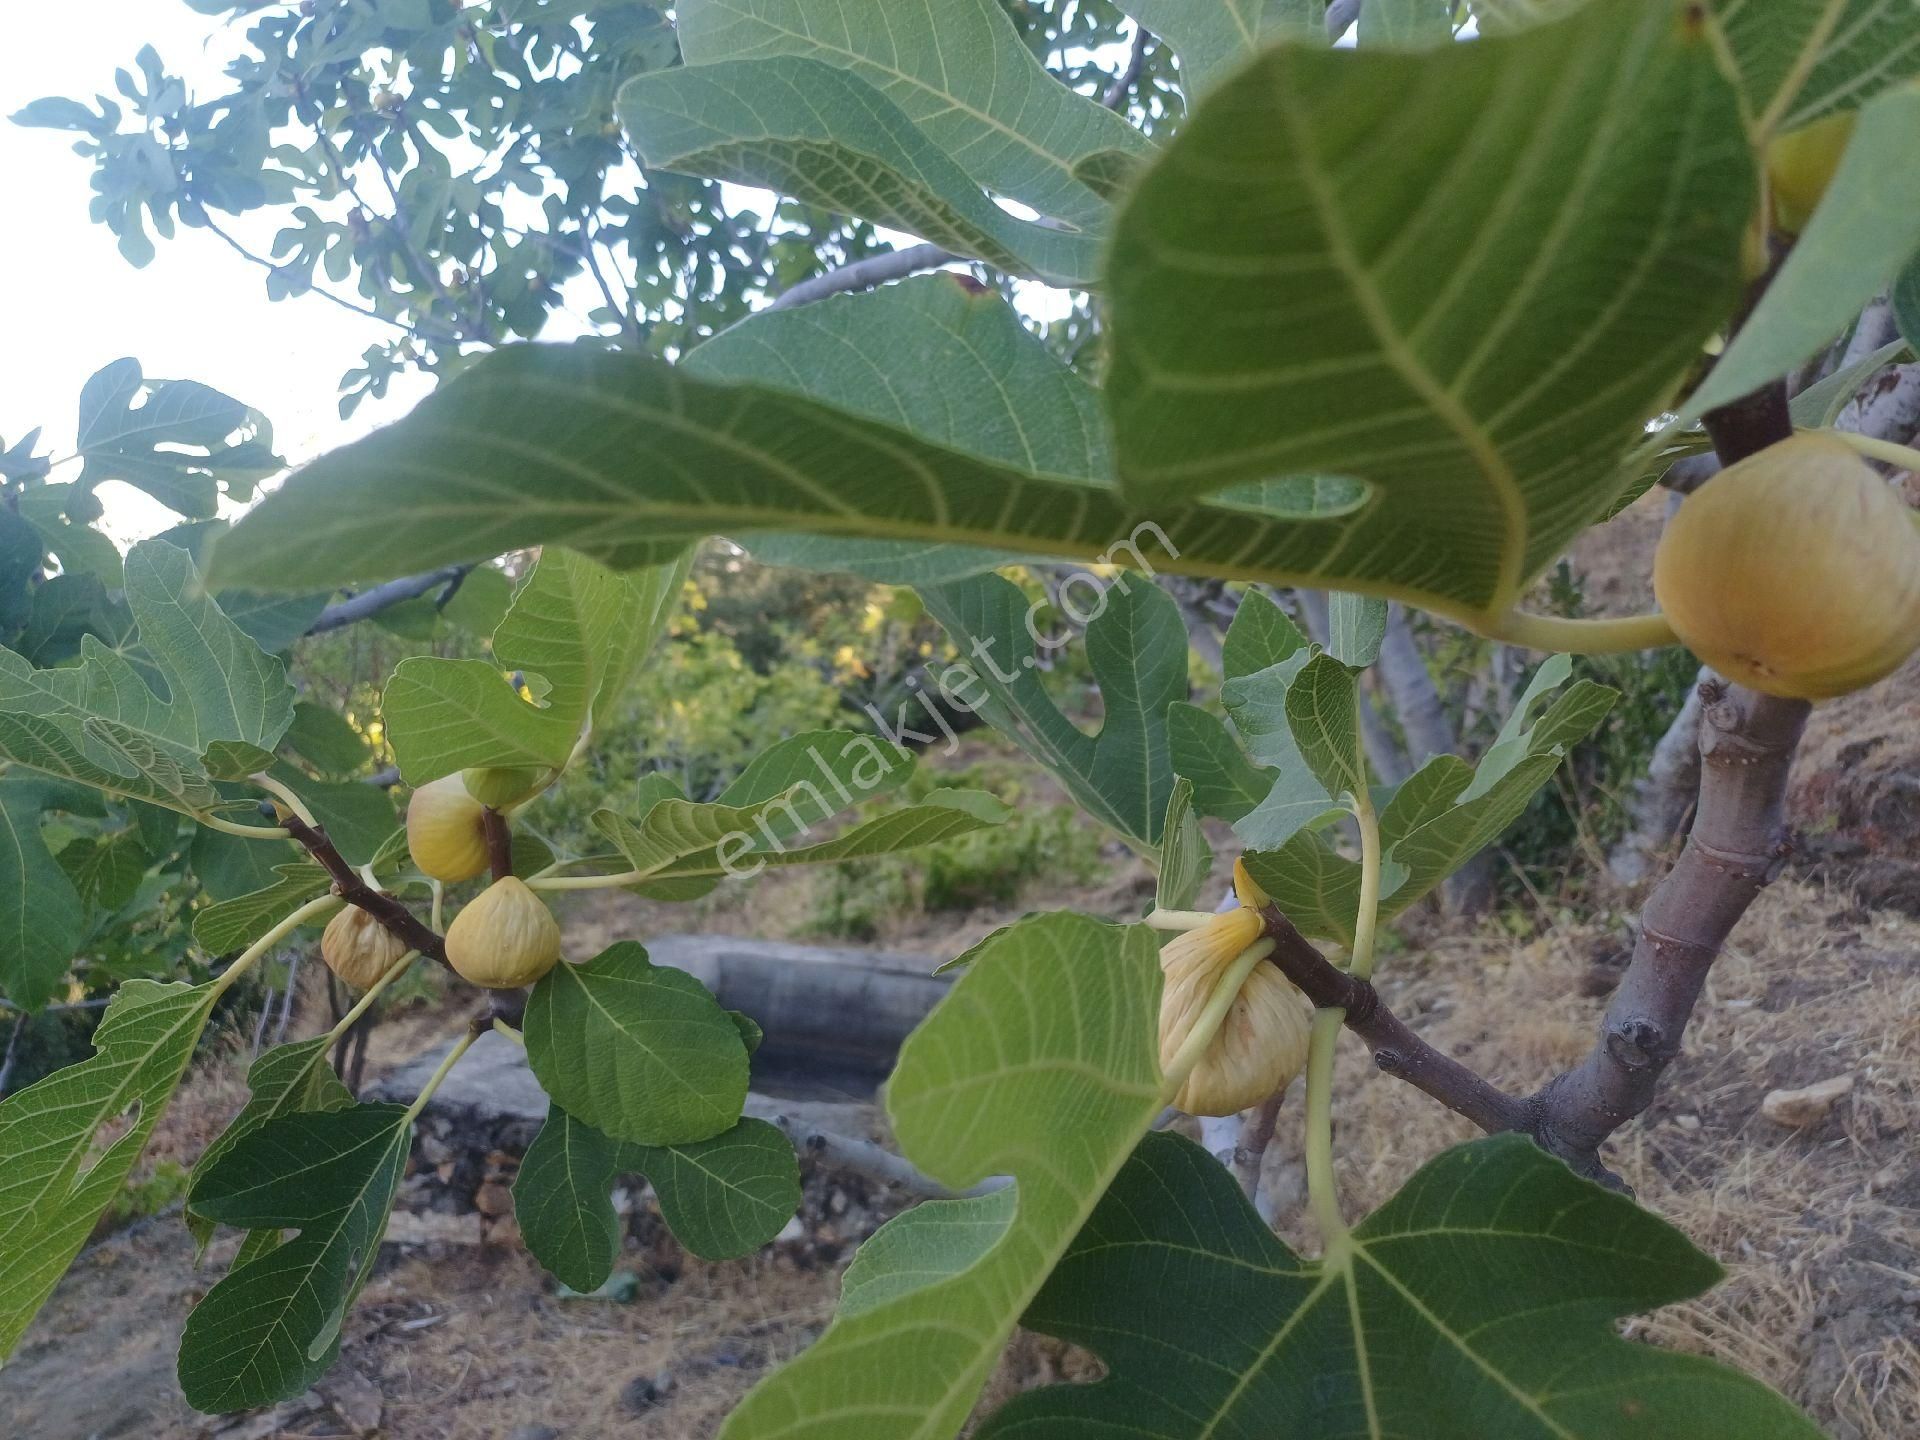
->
1230, 1093, 1283, 1202
0, 1014, 23, 1094
1259, 908, 1534, 1136
767, 243, 957, 312
483, 807, 513, 883
283, 814, 449, 969
1102, 25, 1151, 110
1660, 452, 1722, 494
198, 214, 461, 348
306, 566, 468, 634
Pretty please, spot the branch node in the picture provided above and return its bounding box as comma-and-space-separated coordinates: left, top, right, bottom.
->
1603, 1018, 1665, 1071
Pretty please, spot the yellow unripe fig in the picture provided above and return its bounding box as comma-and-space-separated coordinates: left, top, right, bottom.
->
320, 905, 410, 990
445, 876, 562, 988
462, 764, 547, 809
1766, 108, 1856, 234
1157, 902, 1311, 1116
406, 774, 491, 883
1654, 433, 1920, 700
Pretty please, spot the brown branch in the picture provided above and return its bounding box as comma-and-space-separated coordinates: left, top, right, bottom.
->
1527, 682, 1803, 1177
1260, 908, 1533, 1137
283, 814, 449, 968
483, 807, 512, 882
1252, 382, 1807, 1187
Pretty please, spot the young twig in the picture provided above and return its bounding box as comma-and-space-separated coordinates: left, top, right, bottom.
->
1259, 907, 1533, 1137
282, 815, 449, 968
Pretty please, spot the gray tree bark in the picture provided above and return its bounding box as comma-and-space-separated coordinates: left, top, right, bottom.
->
1606, 670, 1707, 884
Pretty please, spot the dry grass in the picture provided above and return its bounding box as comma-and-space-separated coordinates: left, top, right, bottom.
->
1256, 879, 1920, 1440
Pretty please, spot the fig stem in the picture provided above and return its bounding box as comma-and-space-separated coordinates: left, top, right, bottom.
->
1303, 1007, 1347, 1246
249, 771, 320, 830
1161, 937, 1275, 1100
1481, 608, 1678, 654
198, 810, 291, 840
209, 894, 340, 1002
1348, 751, 1384, 984
482, 806, 513, 882
325, 950, 419, 1040
402, 1027, 479, 1123
526, 867, 652, 892
1143, 908, 1216, 932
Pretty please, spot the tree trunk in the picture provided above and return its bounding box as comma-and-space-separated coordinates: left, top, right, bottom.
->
1607, 669, 1708, 884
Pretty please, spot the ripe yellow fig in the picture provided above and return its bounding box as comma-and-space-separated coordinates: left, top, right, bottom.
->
1766, 109, 1856, 234
1654, 433, 1920, 700
445, 876, 562, 988
320, 905, 410, 990
1157, 898, 1311, 1117
462, 764, 547, 809
406, 774, 491, 883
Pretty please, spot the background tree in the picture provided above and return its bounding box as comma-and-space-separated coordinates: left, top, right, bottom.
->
16, 0, 1169, 411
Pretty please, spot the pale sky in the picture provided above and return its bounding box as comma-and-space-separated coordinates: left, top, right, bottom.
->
0, 6, 1089, 548
1, 3, 449, 544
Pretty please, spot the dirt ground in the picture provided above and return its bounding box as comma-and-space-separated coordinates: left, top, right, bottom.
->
5, 862, 1917, 1440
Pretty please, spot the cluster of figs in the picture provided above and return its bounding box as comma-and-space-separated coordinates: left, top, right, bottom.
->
321, 767, 561, 991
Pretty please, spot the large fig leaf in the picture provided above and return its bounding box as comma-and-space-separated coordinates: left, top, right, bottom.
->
515, 1107, 799, 1284
0, 541, 292, 814
524, 941, 749, 1147
1239, 655, 1614, 941
623, 56, 1099, 285
719, 912, 1164, 1440
72, 359, 275, 520
203, 343, 1411, 617
919, 574, 1187, 851
178, 1105, 412, 1413
683, 275, 1099, 586
0, 978, 219, 1357
1685, 79, 1920, 418
674, 0, 1150, 231
1475, 1, 1920, 135
977, 1130, 1822, 1438
1105, 0, 1753, 620
0, 776, 92, 1010
184, 1033, 356, 1257
1118, 1, 1328, 99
